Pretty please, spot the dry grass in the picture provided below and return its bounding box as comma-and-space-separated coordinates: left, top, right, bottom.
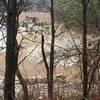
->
0, 52, 80, 81
19, 12, 50, 22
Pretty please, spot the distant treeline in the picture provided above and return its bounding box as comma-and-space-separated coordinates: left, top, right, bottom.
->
0, 0, 50, 12
24, 0, 50, 12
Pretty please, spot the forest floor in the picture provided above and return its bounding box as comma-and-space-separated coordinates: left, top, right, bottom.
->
0, 11, 85, 99
0, 11, 80, 79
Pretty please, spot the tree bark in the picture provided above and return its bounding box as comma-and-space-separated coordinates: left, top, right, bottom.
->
16, 16, 29, 100
49, 0, 55, 99
41, 0, 55, 99
4, 0, 17, 100
82, 0, 89, 99
16, 69, 29, 100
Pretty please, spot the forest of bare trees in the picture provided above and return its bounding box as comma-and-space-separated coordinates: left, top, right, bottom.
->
0, 0, 100, 100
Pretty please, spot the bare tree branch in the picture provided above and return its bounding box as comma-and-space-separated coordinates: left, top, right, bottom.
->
41, 34, 49, 72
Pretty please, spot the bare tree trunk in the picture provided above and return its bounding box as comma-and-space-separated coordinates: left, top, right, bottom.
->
4, 1, 29, 100
16, 69, 29, 100
49, 0, 55, 99
82, 0, 89, 99
16, 16, 29, 100
41, 0, 55, 100
4, 0, 17, 100
41, 6, 55, 98
41, 35, 52, 100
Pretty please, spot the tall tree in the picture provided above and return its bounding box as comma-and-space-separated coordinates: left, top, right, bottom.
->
4, 0, 18, 100
82, 0, 89, 99
4, 0, 29, 100
41, 0, 55, 100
